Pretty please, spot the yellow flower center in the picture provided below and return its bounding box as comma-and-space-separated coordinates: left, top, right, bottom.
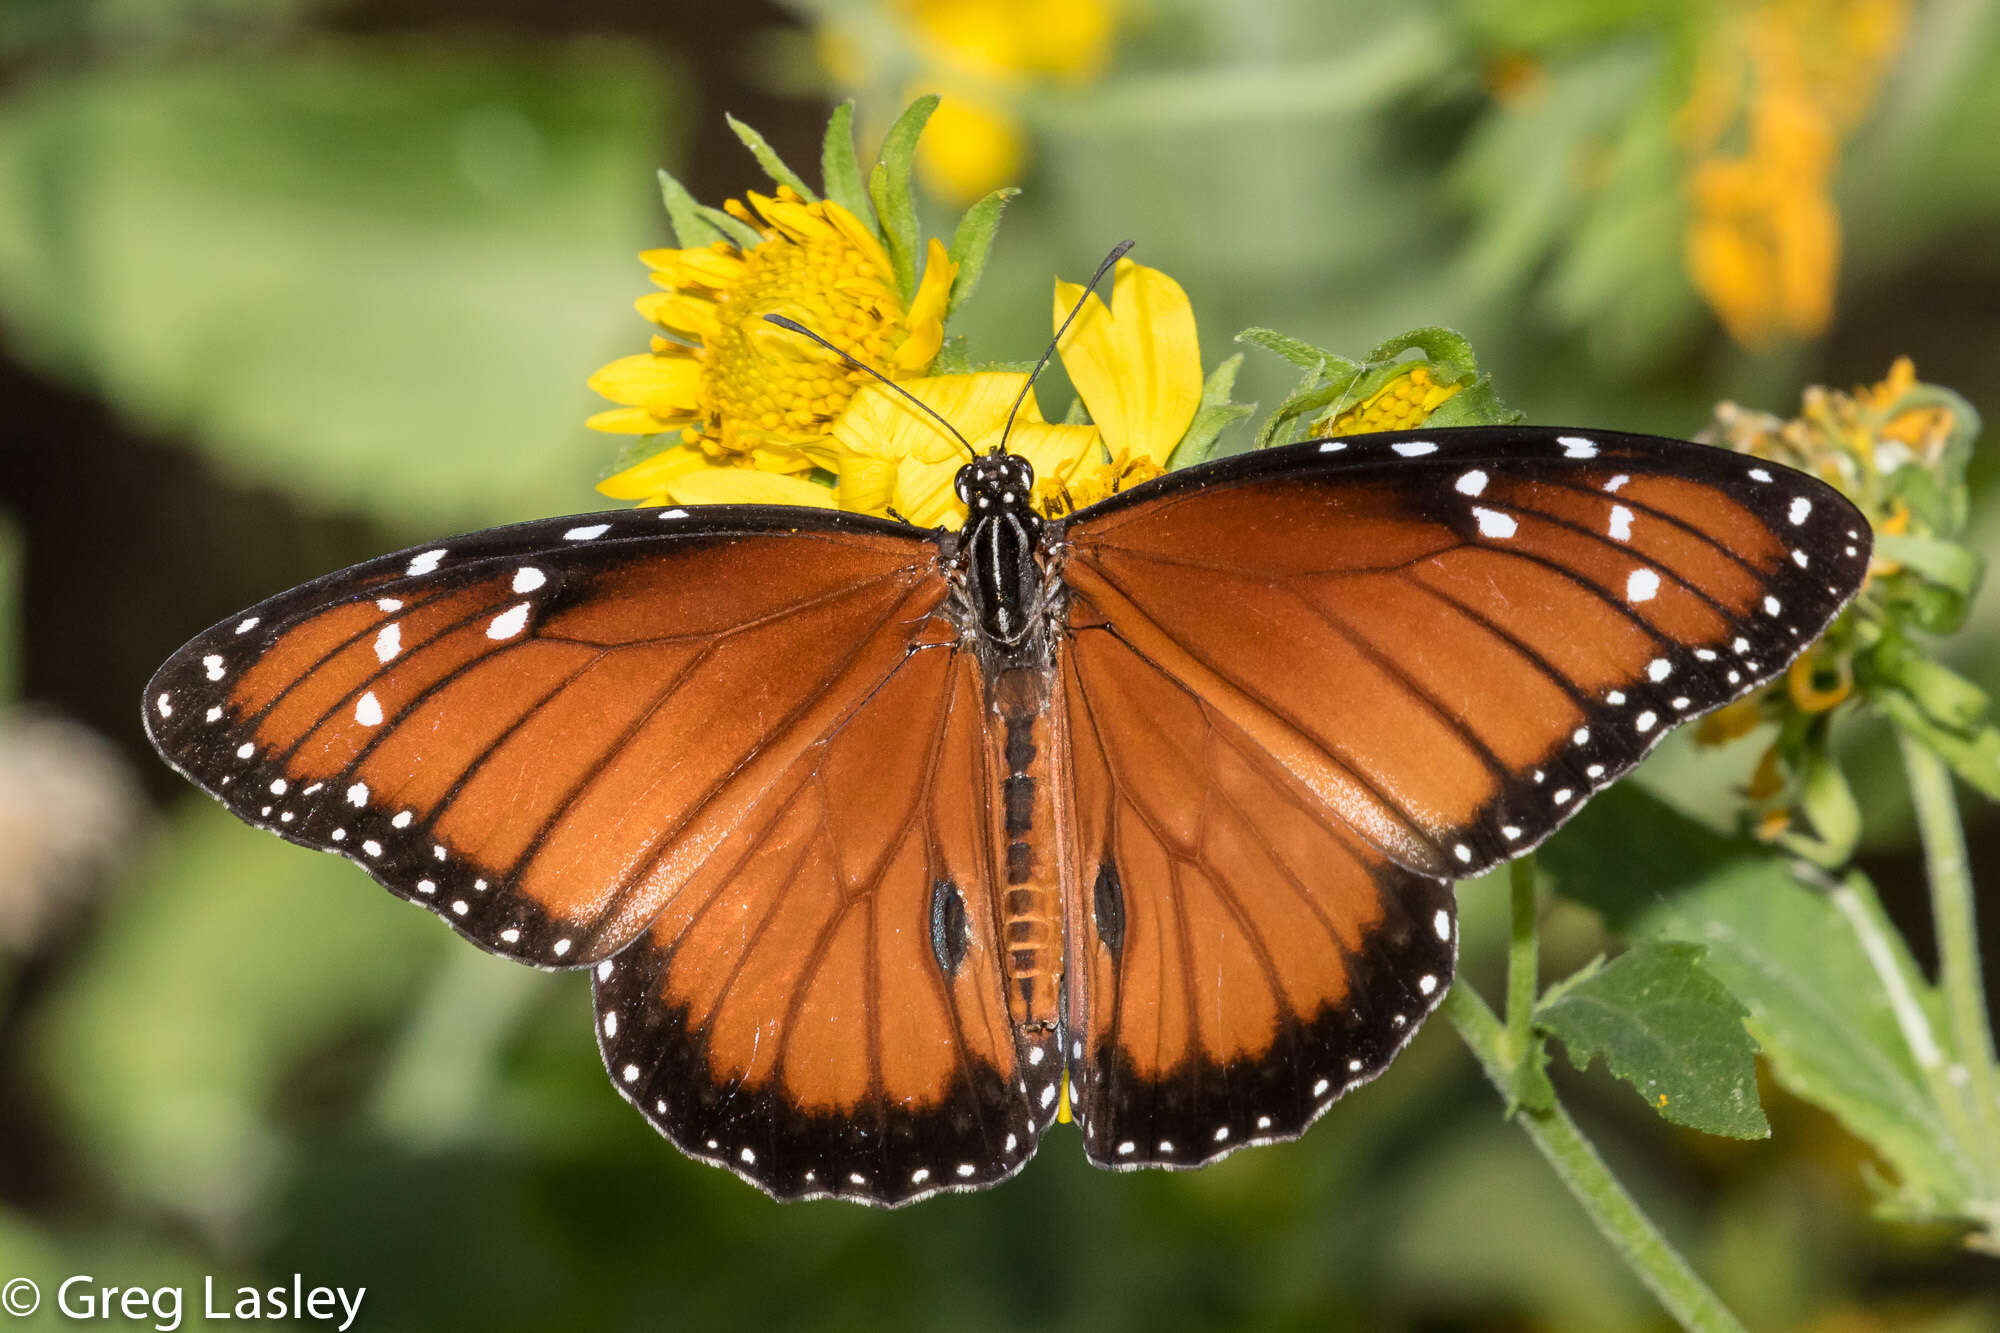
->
1318, 364, 1463, 436
698, 205, 909, 458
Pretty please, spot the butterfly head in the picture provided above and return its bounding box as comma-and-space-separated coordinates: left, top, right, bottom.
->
956, 453, 1036, 520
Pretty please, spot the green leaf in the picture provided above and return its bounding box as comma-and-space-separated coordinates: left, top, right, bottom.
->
1363, 325, 1477, 384
930, 334, 971, 375
0, 43, 678, 530
1425, 376, 1525, 427
867, 94, 937, 305
819, 99, 874, 229
1542, 786, 1985, 1223
1877, 691, 2000, 801
1874, 533, 1984, 600
725, 111, 815, 200
658, 168, 728, 248
1236, 325, 1344, 371
945, 187, 1017, 319
695, 202, 765, 250
1167, 353, 1252, 469
32, 799, 444, 1230
1536, 941, 1769, 1139
1255, 360, 1334, 450
1776, 746, 1862, 868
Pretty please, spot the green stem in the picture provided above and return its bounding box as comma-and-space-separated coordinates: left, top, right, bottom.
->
1505, 856, 1539, 1064
1898, 729, 2000, 1188
1446, 982, 1749, 1333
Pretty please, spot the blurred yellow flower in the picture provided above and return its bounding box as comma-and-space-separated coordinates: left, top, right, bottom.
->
589, 187, 954, 506
816, 0, 1124, 204
1316, 363, 1463, 436
1679, 0, 1909, 348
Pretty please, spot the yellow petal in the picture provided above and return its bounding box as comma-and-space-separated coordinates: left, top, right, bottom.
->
596, 443, 712, 498
650, 293, 721, 341
1055, 258, 1202, 468
587, 352, 704, 414
670, 243, 747, 287
638, 247, 683, 270
667, 466, 837, 508
829, 373, 1033, 466
749, 190, 838, 245
835, 456, 900, 516
587, 407, 687, 436
823, 200, 896, 281
892, 237, 956, 371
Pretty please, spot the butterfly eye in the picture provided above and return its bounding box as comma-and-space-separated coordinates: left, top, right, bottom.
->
954, 467, 974, 504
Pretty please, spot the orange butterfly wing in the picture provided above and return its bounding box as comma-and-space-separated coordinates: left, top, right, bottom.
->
1055, 427, 1869, 1165
595, 637, 1054, 1202
145, 508, 1044, 1201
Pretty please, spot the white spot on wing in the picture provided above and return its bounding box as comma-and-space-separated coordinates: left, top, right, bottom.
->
1392, 440, 1437, 457
203, 654, 225, 681
486, 603, 531, 640
235, 617, 259, 634
1558, 435, 1597, 458
347, 782, 369, 806
406, 549, 446, 576
1647, 658, 1671, 682
1472, 507, 1518, 539
1318, 440, 1347, 453
354, 691, 383, 727
376, 598, 403, 612
1433, 910, 1451, 940
1419, 974, 1438, 995
563, 524, 611, 542
1789, 496, 1812, 525
512, 567, 546, 594
1604, 474, 1630, 493
374, 623, 401, 663
1454, 470, 1488, 497
1626, 568, 1660, 602
156, 693, 172, 717
1608, 505, 1634, 541
1749, 468, 1772, 482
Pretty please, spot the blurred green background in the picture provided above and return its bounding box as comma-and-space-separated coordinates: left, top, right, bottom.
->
1, 0, 1998, 1328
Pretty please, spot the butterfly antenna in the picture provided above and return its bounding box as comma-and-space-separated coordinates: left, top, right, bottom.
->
996, 238, 1135, 456
763, 314, 976, 460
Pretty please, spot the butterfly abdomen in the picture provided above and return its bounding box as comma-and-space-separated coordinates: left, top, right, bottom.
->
988, 665, 1062, 1038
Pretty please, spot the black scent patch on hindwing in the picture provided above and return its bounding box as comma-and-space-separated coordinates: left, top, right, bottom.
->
1092, 859, 1125, 957
930, 877, 970, 977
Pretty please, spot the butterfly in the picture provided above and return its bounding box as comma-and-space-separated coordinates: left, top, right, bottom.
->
144, 383, 1871, 1205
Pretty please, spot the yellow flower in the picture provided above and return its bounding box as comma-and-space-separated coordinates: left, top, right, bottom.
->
1678, 0, 1910, 348
827, 374, 1101, 527
1316, 363, 1463, 436
589, 187, 955, 506
822, 258, 1206, 526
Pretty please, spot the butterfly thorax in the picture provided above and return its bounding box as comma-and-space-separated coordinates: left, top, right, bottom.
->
950, 452, 1066, 1061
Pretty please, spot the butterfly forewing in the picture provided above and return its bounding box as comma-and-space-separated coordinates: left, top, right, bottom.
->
1061, 427, 1872, 879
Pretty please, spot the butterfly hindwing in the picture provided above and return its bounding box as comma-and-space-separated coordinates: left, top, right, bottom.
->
1061, 426, 1872, 879
594, 635, 1048, 1203
1057, 614, 1457, 1168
